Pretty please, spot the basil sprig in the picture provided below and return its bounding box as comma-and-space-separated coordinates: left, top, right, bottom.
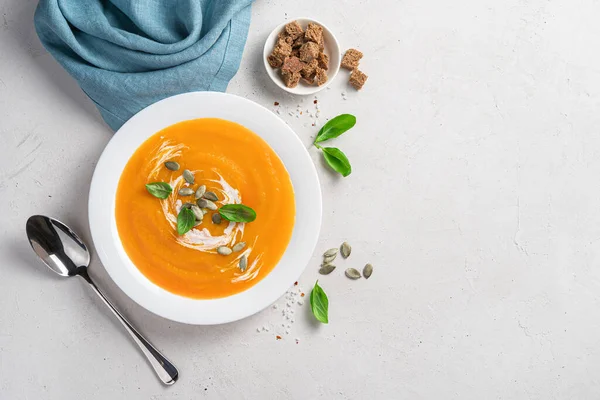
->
314, 114, 356, 143
177, 207, 195, 235
219, 204, 257, 223
145, 182, 172, 199
310, 280, 329, 324
313, 114, 356, 177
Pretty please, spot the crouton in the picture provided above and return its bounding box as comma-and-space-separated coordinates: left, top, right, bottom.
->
317, 34, 325, 51
281, 69, 301, 88
317, 52, 329, 70
301, 59, 319, 78
299, 42, 320, 63
273, 39, 292, 60
304, 23, 323, 44
277, 32, 294, 46
315, 67, 328, 86
282, 56, 304, 74
267, 54, 283, 68
341, 48, 363, 70
292, 35, 305, 49
285, 21, 304, 40
349, 69, 368, 90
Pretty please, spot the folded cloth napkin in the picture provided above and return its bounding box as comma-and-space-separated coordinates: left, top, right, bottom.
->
34, 0, 253, 131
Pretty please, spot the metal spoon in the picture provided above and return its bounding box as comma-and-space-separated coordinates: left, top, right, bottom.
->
25, 215, 179, 385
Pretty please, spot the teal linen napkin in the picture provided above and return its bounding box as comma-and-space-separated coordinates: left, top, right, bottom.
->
34, 0, 253, 130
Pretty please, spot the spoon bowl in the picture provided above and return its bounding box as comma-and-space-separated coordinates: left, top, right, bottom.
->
25, 215, 178, 385
26, 215, 89, 277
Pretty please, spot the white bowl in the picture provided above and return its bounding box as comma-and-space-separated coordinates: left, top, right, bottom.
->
263, 18, 341, 95
88, 92, 322, 325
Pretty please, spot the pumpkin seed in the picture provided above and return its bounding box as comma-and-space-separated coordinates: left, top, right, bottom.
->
323, 254, 336, 264
196, 198, 217, 210
181, 202, 195, 210
217, 246, 232, 256
164, 161, 180, 171
363, 263, 373, 279
319, 264, 336, 275
323, 248, 338, 257
206, 200, 218, 210
239, 255, 248, 271
182, 169, 194, 184
340, 242, 352, 258
345, 268, 361, 279
232, 242, 246, 252
212, 213, 222, 224
178, 187, 195, 196
195, 185, 206, 199
190, 205, 204, 220
194, 220, 202, 227
203, 191, 218, 201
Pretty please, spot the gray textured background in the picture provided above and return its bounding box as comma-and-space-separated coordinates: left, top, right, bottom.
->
2, 0, 600, 398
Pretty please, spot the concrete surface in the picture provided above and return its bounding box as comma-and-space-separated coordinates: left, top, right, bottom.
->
2, 0, 600, 398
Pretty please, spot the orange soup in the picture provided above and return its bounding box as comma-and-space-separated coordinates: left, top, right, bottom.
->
115, 118, 295, 299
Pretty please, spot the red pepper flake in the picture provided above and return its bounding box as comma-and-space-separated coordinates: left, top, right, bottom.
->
313, 100, 318, 104
274, 101, 279, 106
276, 335, 282, 340
294, 281, 298, 286
300, 293, 305, 297
312, 123, 315, 126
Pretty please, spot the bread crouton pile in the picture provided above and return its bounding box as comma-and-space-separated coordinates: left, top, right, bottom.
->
267, 21, 329, 88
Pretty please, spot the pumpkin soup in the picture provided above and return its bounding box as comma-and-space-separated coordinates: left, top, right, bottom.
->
115, 118, 295, 299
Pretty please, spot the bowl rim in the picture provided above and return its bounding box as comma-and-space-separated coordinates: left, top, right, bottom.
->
262, 17, 341, 95
88, 92, 322, 325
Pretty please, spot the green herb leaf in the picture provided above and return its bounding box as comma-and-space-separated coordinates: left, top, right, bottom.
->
310, 280, 329, 324
314, 114, 356, 143
219, 204, 257, 223
177, 207, 195, 235
321, 147, 352, 177
145, 182, 172, 199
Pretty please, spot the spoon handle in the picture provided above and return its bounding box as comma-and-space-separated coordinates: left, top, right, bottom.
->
79, 271, 179, 385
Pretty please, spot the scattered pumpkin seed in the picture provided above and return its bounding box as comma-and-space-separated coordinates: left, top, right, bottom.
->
232, 242, 246, 252
182, 169, 194, 184
319, 264, 336, 275
363, 263, 373, 279
178, 187, 195, 196
197, 198, 217, 210
217, 246, 232, 256
340, 242, 352, 258
203, 191, 219, 201
195, 185, 206, 199
164, 161, 180, 171
212, 213, 222, 224
194, 220, 202, 227
323, 254, 336, 264
190, 205, 204, 220
323, 248, 338, 257
345, 268, 361, 279
239, 255, 248, 271
181, 202, 195, 210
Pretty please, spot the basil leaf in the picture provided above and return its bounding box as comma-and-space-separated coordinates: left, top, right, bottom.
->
219, 204, 257, 223
177, 207, 195, 235
322, 147, 352, 177
310, 280, 329, 324
314, 114, 356, 143
145, 182, 172, 199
